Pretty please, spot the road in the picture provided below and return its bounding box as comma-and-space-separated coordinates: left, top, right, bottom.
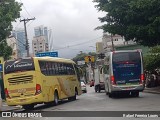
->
1, 85, 160, 120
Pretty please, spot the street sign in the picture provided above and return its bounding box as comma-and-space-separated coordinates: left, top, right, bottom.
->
85, 56, 95, 63
36, 51, 58, 57
0, 64, 3, 72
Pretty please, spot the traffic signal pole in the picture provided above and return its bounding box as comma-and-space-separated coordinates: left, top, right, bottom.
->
20, 18, 35, 57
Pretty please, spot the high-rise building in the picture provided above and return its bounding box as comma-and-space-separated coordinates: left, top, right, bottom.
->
12, 28, 27, 58
32, 25, 49, 56
34, 25, 48, 43
32, 36, 49, 56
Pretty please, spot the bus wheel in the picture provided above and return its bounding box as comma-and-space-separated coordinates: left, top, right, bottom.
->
98, 86, 101, 93
23, 104, 34, 110
54, 92, 59, 105
73, 89, 77, 100
95, 86, 97, 92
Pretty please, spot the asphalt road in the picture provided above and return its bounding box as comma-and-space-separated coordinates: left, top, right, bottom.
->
1, 85, 160, 120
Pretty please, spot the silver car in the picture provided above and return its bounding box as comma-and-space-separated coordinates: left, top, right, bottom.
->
81, 81, 87, 93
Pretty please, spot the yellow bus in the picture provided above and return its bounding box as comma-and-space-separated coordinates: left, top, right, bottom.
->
3, 57, 82, 110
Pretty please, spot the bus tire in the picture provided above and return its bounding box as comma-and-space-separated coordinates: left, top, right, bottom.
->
73, 88, 77, 100
54, 91, 59, 106
23, 104, 34, 110
98, 85, 101, 93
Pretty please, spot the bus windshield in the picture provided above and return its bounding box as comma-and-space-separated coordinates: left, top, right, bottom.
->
113, 52, 141, 63
112, 52, 142, 84
4, 58, 35, 74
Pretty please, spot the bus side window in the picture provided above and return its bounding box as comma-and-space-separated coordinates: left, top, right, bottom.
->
55, 63, 59, 75
52, 62, 56, 75
63, 63, 67, 75
39, 61, 46, 75
45, 62, 49, 76
48, 62, 52, 76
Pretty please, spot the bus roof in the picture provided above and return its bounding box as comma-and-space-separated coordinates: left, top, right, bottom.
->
34, 57, 76, 64
5, 57, 76, 64
111, 49, 142, 53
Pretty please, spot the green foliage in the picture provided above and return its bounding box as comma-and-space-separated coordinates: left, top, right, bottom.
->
144, 46, 160, 71
0, 41, 12, 60
93, 0, 160, 47
0, 0, 22, 60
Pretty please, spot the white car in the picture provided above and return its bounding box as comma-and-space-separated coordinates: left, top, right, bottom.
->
81, 82, 87, 93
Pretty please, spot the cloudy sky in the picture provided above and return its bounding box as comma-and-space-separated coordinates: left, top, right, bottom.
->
13, 0, 104, 58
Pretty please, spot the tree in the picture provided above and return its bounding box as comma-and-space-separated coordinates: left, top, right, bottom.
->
93, 0, 160, 47
0, 0, 22, 60
144, 46, 160, 71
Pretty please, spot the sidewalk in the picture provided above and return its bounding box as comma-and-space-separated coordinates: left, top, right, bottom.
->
143, 86, 160, 94
0, 101, 22, 112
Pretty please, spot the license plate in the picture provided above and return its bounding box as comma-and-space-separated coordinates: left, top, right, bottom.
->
20, 99, 26, 102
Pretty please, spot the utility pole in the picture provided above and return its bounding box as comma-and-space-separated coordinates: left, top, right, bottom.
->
111, 34, 115, 51
20, 17, 35, 57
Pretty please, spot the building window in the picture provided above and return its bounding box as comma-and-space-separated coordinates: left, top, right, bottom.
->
40, 43, 42, 44
34, 43, 36, 45
34, 47, 36, 49
40, 46, 42, 48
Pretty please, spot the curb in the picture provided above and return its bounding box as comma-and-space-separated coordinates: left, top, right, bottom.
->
143, 90, 160, 94
0, 107, 22, 112
0, 103, 22, 112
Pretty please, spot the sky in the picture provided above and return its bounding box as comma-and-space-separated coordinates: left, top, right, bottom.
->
13, 0, 104, 59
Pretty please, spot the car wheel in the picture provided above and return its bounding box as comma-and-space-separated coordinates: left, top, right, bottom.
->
98, 86, 101, 93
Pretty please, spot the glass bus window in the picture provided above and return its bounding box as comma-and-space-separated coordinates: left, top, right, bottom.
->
54, 63, 59, 75
45, 62, 49, 76
51, 62, 55, 75
63, 63, 67, 75
113, 52, 141, 63
5, 58, 35, 74
48, 62, 52, 76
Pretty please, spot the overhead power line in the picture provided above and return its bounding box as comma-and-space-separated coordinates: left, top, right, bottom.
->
54, 36, 102, 50
20, 0, 33, 17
